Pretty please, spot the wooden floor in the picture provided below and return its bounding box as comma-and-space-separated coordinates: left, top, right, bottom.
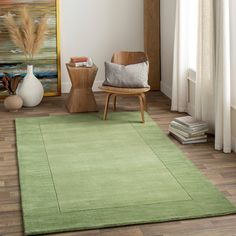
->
1, 92, 236, 236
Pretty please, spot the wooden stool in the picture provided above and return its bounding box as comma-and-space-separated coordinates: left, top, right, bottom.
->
66, 64, 98, 113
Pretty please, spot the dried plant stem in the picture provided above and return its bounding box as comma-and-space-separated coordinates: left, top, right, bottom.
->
4, 13, 26, 54
21, 7, 35, 57
4, 8, 48, 60
33, 15, 48, 55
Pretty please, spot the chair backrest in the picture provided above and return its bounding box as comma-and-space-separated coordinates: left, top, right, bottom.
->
111, 51, 148, 65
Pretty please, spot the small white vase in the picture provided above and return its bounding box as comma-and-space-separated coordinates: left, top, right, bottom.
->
17, 65, 44, 107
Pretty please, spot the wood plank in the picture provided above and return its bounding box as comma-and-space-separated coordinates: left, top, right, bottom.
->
0, 92, 236, 236
144, 0, 161, 90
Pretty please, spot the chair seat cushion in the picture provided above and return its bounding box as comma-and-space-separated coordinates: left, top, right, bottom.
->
103, 61, 150, 88
99, 86, 150, 94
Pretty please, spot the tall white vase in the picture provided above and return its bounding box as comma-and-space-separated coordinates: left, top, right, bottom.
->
17, 65, 44, 107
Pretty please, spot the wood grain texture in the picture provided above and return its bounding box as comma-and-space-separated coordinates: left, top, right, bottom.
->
144, 0, 161, 91
111, 51, 148, 66
66, 64, 98, 113
99, 86, 150, 95
0, 92, 236, 236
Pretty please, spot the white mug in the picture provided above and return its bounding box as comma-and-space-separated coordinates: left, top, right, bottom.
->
86, 57, 93, 67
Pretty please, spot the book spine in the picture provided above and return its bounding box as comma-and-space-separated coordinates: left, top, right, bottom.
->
170, 133, 207, 144
170, 126, 206, 137
174, 121, 207, 129
169, 128, 207, 141
173, 118, 208, 129
169, 126, 191, 138
70, 57, 88, 63
170, 122, 208, 134
69, 62, 87, 67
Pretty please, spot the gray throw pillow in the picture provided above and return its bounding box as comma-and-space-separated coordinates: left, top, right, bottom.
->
103, 61, 150, 88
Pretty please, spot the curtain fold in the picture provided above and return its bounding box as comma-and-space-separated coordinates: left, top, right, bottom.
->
171, 0, 189, 112
172, 0, 232, 153
195, 0, 215, 131
214, 0, 231, 153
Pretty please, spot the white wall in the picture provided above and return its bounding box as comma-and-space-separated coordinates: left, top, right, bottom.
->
60, 0, 144, 93
232, 109, 236, 152
160, 0, 176, 98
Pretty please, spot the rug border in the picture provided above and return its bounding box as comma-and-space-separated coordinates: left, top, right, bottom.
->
15, 112, 236, 235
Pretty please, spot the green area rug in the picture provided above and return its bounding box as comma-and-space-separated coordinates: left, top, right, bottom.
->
16, 112, 236, 235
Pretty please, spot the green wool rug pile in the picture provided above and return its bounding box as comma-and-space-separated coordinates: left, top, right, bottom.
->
16, 112, 236, 235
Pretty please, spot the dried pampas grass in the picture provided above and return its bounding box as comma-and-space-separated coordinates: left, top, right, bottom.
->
4, 7, 48, 59
4, 13, 25, 52
21, 7, 35, 57
33, 15, 48, 55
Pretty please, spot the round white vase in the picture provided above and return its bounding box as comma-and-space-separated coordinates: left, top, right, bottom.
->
17, 65, 44, 107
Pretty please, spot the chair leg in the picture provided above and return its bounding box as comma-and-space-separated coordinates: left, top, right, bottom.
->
141, 93, 147, 111
113, 95, 117, 111
138, 95, 145, 123
103, 93, 113, 120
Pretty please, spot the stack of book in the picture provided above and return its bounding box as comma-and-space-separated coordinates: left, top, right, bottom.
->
69, 57, 93, 67
169, 116, 209, 144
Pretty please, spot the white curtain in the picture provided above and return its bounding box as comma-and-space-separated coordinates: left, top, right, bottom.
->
214, 0, 231, 153
172, 0, 232, 153
195, 0, 231, 153
171, 0, 189, 112
195, 0, 215, 131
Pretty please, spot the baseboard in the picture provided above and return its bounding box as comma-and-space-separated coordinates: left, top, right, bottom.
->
61, 81, 103, 93
61, 82, 71, 93
231, 107, 236, 153
93, 81, 103, 91
232, 136, 236, 153
160, 81, 172, 99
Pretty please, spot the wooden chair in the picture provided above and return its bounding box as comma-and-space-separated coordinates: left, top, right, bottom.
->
99, 51, 150, 123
